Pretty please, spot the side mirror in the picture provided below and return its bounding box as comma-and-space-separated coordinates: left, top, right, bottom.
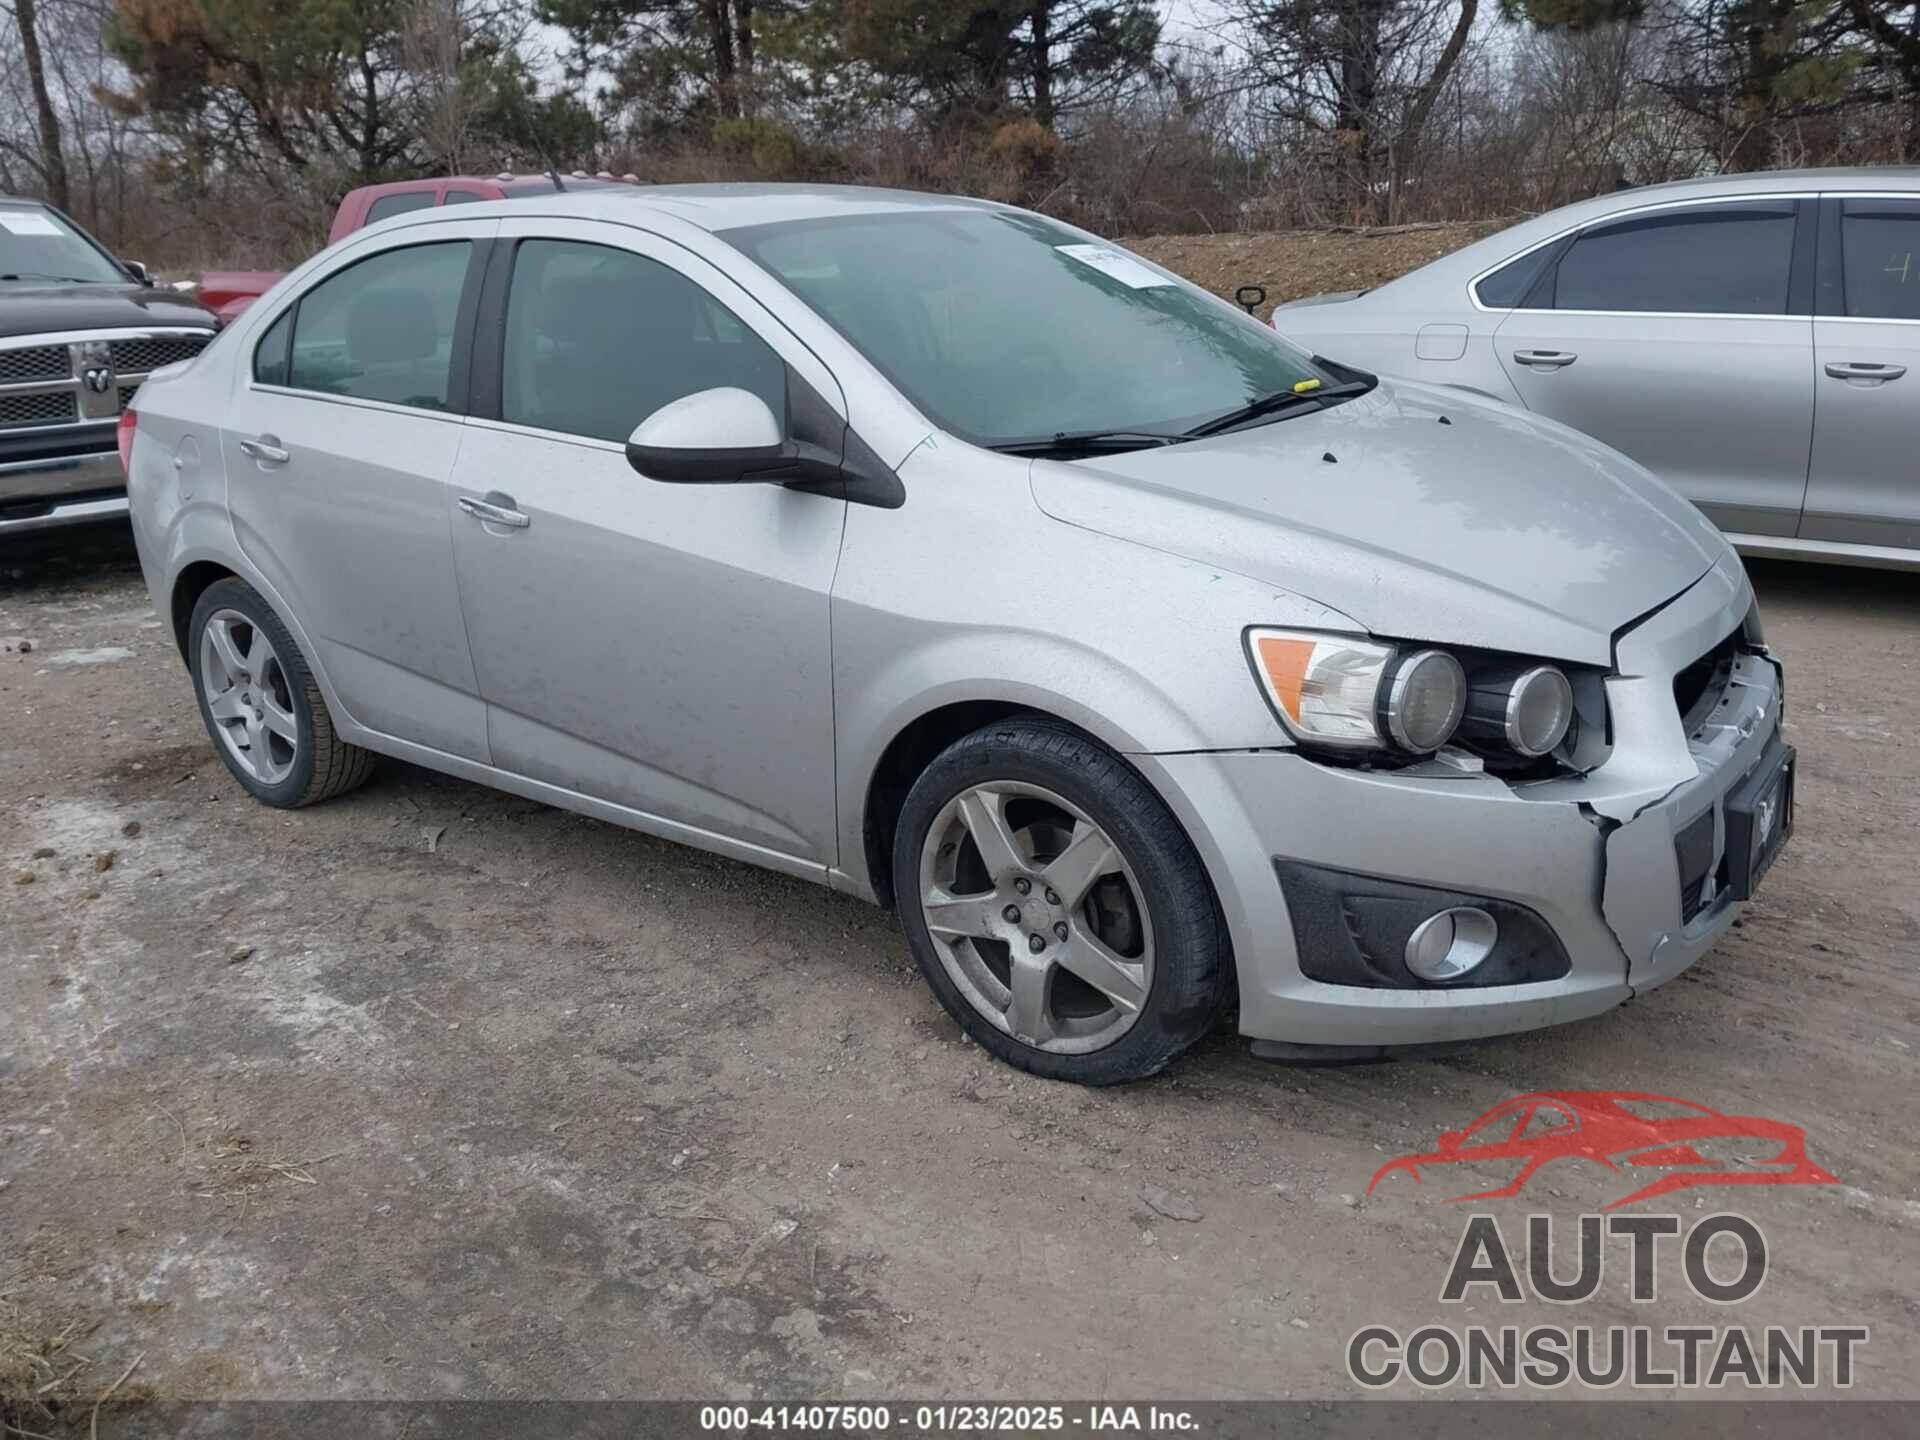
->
122, 259, 150, 285
624, 387, 789, 484
625, 384, 906, 509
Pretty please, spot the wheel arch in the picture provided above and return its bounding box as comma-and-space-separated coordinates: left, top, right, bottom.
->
170, 559, 240, 659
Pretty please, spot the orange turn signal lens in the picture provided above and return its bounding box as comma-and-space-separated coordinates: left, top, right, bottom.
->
1245, 628, 1398, 749
1251, 634, 1315, 724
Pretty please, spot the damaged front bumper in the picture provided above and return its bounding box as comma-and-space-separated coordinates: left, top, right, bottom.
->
1134, 557, 1787, 1049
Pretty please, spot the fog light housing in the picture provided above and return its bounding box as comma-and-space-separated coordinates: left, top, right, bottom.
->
1404, 907, 1499, 982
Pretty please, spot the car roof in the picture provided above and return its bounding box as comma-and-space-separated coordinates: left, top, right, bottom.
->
1358, 167, 1920, 302
438, 182, 1007, 233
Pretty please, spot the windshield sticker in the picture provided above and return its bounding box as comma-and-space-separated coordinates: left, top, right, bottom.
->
0, 212, 63, 236
1054, 243, 1173, 290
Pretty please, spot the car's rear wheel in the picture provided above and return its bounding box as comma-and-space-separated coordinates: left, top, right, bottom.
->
188, 578, 375, 808
893, 716, 1228, 1085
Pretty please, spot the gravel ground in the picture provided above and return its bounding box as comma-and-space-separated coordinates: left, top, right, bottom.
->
2, 525, 1916, 1417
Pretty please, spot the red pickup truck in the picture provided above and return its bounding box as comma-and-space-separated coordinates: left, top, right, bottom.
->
196, 172, 642, 323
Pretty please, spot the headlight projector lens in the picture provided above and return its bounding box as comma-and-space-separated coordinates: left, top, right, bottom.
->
1465, 664, 1574, 758
1381, 649, 1467, 752
1404, 906, 1499, 982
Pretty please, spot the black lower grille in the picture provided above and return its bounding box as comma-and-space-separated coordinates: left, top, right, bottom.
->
1675, 807, 1717, 923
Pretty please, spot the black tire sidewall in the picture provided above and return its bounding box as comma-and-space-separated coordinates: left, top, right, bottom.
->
187, 579, 321, 807
893, 718, 1227, 1085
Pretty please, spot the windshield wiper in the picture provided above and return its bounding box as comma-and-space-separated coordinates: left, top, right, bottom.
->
987, 428, 1188, 458
1184, 379, 1374, 439
0, 271, 97, 284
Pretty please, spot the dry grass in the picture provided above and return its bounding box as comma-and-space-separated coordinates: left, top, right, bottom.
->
0, 1297, 140, 1438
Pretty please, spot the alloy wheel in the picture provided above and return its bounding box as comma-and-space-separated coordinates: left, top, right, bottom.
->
917, 781, 1154, 1054
199, 608, 299, 785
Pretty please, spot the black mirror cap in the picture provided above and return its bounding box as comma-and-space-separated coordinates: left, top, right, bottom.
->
625, 439, 787, 484
626, 430, 905, 510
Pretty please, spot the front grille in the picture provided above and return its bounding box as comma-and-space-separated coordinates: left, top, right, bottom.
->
117, 383, 140, 410
0, 391, 78, 429
0, 344, 69, 383
1673, 626, 1742, 737
109, 335, 210, 372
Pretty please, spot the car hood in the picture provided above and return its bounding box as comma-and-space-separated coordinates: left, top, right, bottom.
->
1030, 382, 1727, 667
0, 282, 216, 339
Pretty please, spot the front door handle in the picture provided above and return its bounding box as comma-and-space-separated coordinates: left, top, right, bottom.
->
237, 434, 289, 466
457, 492, 530, 529
1514, 349, 1577, 370
1824, 361, 1906, 383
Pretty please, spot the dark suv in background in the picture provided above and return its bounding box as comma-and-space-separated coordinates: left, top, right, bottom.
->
1, 197, 217, 536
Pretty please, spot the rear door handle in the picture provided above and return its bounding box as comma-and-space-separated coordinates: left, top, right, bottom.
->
457, 492, 530, 529
237, 434, 289, 466
1514, 350, 1577, 370
1824, 361, 1906, 383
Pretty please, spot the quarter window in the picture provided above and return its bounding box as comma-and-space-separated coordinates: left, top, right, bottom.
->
1548, 203, 1797, 315
501, 239, 786, 443
443, 190, 488, 206
1474, 247, 1554, 309
253, 308, 293, 386
283, 241, 471, 409
365, 191, 437, 224
1838, 199, 1920, 321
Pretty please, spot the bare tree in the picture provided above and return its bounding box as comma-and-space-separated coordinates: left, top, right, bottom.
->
5, 0, 70, 207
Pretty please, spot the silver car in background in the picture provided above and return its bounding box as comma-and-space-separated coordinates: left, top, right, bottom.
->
1273, 168, 1920, 569
123, 184, 1791, 1084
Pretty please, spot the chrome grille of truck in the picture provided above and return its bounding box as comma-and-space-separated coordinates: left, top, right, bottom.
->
108, 335, 211, 373
0, 390, 79, 428
0, 329, 213, 438
0, 345, 68, 383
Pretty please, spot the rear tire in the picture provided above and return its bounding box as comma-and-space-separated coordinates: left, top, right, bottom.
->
893, 715, 1229, 1085
188, 578, 375, 808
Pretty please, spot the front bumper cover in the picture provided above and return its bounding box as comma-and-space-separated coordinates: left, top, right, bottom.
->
1135, 558, 1785, 1048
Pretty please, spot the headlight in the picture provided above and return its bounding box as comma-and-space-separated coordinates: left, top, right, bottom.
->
1246, 629, 1464, 754
1461, 664, 1574, 758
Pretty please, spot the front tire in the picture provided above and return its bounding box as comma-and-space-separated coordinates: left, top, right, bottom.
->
893, 716, 1229, 1085
188, 578, 375, 808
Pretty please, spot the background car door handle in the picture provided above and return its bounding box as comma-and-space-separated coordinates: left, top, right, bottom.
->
1513, 350, 1577, 370
458, 492, 531, 529
1824, 361, 1906, 383
237, 435, 289, 465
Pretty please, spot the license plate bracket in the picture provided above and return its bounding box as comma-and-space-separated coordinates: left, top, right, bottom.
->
1723, 740, 1794, 901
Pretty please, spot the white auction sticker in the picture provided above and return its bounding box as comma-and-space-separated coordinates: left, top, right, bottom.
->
0, 212, 63, 236
1055, 243, 1173, 290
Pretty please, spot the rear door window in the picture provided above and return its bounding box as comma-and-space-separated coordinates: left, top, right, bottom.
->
283, 242, 472, 410
1836, 198, 1920, 321
1548, 202, 1797, 315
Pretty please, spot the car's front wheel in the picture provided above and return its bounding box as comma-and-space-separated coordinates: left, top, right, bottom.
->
893, 716, 1229, 1085
188, 577, 375, 808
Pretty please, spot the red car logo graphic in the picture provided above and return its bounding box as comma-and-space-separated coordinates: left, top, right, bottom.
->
1367, 1090, 1839, 1210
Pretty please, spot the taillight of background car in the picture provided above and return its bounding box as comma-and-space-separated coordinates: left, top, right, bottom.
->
116, 405, 138, 475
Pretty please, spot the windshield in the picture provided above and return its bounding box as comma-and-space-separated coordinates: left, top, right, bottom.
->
0, 204, 129, 285
721, 209, 1329, 446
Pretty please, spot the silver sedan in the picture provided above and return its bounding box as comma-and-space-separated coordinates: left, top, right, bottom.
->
122, 184, 1790, 1083
1272, 168, 1920, 570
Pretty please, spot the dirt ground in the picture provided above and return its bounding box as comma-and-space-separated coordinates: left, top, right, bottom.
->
1126, 222, 1502, 306
2, 224, 1918, 1421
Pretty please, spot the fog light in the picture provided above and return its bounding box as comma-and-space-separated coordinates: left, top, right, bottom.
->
1404, 907, 1499, 982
